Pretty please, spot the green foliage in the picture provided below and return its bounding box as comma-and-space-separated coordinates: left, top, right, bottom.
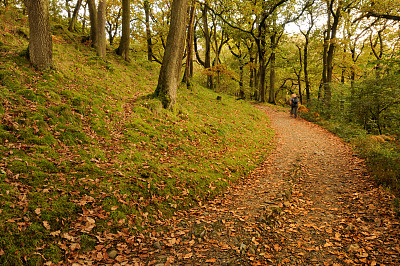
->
303, 74, 400, 205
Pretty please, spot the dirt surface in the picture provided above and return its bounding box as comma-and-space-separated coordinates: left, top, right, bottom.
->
109, 105, 400, 265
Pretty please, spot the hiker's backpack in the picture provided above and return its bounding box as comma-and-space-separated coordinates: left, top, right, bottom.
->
291, 97, 299, 106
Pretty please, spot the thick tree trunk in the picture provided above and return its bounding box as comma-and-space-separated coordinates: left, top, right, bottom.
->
96, 0, 106, 59
117, 0, 130, 61
87, 0, 97, 47
144, 0, 153, 61
154, 0, 188, 110
24, 0, 53, 70
68, 0, 82, 32
202, 4, 213, 89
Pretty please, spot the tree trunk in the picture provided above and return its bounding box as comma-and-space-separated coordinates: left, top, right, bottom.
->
249, 56, 254, 89
81, 2, 87, 32
258, 47, 266, 102
297, 45, 303, 103
68, 0, 82, 32
87, 0, 97, 47
256, 25, 267, 102
144, 0, 153, 61
96, 0, 106, 59
66, 0, 72, 18
324, 0, 341, 111
24, 0, 53, 70
268, 30, 277, 104
202, 3, 213, 89
154, 0, 188, 110
268, 51, 276, 104
184, 1, 196, 89
117, 0, 130, 61
303, 33, 310, 102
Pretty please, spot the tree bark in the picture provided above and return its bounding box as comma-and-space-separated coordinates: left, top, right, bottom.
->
96, 0, 106, 59
81, 2, 87, 32
117, 0, 130, 61
68, 0, 82, 32
268, 30, 277, 104
87, 0, 97, 47
154, 0, 189, 110
324, 0, 341, 111
202, 3, 213, 89
144, 0, 153, 61
257, 40, 266, 102
256, 19, 267, 102
184, 1, 196, 89
300, 14, 313, 103
322, 29, 328, 100
296, 45, 303, 103
303, 35, 310, 102
24, 0, 53, 70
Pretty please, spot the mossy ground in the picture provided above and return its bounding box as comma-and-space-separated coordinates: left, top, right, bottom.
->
0, 8, 273, 265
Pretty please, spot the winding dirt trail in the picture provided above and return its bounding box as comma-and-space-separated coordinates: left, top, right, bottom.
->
129, 105, 400, 265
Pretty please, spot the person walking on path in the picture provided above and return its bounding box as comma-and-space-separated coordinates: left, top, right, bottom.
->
290, 93, 299, 118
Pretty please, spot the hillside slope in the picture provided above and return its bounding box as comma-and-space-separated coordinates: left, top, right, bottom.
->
0, 8, 274, 264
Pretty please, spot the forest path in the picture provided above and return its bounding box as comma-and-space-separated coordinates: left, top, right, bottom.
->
128, 104, 400, 265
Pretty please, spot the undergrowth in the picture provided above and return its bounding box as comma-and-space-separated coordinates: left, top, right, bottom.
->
301, 107, 400, 216
0, 8, 273, 265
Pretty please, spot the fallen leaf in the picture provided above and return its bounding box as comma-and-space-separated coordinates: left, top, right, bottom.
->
50, 230, 61, 237
43, 221, 51, 230
70, 243, 81, 251
184, 252, 192, 259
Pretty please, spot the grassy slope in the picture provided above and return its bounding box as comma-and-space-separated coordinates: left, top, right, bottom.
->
0, 8, 274, 264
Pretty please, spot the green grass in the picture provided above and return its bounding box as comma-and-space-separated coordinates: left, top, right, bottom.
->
0, 8, 274, 265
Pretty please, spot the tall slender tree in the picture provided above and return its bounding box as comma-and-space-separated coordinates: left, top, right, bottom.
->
183, 0, 196, 89
154, 0, 189, 109
202, 2, 213, 89
68, 0, 82, 31
144, 0, 153, 61
298, 8, 315, 102
322, 0, 342, 111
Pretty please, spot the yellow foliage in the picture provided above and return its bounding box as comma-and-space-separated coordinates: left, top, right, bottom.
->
370, 135, 396, 143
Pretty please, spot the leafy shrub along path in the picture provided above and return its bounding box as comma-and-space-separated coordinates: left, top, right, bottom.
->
68, 105, 399, 265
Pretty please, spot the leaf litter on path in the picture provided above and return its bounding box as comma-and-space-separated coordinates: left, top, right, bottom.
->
62, 105, 400, 265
